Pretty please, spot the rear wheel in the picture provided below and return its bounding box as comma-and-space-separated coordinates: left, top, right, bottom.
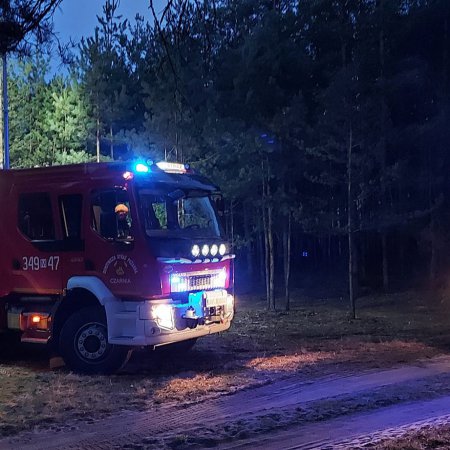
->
59, 306, 130, 374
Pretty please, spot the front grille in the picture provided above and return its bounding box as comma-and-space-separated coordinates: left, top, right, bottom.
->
170, 270, 226, 293
189, 275, 212, 289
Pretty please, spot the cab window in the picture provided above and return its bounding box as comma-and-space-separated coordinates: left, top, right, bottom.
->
18, 193, 55, 240
91, 189, 132, 240
138, 189, 221, 237
60, 194, 82, 239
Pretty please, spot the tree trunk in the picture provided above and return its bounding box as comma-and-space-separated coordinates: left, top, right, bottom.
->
429, 208, 438, 287
428, 12, 450, 287
284, 212, 292, 311
0, 59, 3, 166
230, 199, 235, 249
347, 125, 356, 319
360, 235, 367, 285
262, 202, 270, 309
382, 233, 389, 290
327, 234, 332, 265
399, 236, 405, 280
96, 117, 101, 163
267, 201, 275, 310
110, 124, 114, 159
243, 202, 254, 281
258, 222, 265, 286
1, 53, 9, 169
262, 159, 275, 311
378, 0, 390, 292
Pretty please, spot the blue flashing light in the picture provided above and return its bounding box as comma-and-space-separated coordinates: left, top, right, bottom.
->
135, 163, 150, 173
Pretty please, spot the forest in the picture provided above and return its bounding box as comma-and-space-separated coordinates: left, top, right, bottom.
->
2, 0, 450, 312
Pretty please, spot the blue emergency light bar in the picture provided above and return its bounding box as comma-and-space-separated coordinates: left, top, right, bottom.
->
135, 163, 150, 173
128, 161, 190, 176
119, 160, 217, 192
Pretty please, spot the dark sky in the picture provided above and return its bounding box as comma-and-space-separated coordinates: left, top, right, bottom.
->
53, 0, 166, 44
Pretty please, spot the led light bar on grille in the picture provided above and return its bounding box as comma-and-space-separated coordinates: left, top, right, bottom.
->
170, 269, 227, 293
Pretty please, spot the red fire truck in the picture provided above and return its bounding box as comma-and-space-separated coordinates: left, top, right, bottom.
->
0, 161, 234, 373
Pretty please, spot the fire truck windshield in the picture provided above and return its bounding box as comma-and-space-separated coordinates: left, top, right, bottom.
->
138, 188, 221, 238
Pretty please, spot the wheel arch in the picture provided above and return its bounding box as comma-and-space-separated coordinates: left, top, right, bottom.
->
52, 288, 102, 347
52, 277, 116, 349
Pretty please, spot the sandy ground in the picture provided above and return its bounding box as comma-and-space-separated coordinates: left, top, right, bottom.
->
2, 289, 450, 448
1, 354, 450, 449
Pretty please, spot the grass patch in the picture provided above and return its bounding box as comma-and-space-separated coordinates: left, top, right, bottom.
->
0, 289, 449, 436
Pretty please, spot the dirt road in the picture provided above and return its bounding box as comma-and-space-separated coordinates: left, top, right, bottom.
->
2, 355, 450, 449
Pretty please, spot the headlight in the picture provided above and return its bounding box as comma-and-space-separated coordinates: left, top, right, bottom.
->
226, 294, 234, 313
191, 244, 200, 258
151, 304, 174, 329
201, 244, 210, 256
219, 244, 227, 256
218, 268, 227, 286
210, 244, 218, 256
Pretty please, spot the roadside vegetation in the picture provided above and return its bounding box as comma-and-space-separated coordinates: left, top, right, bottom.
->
370, 425, 450, 450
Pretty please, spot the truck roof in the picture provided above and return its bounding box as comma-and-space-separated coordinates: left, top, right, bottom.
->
0, 162, 219, 193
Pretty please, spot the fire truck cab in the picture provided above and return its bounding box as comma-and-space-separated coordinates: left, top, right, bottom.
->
0, 161, 234, 373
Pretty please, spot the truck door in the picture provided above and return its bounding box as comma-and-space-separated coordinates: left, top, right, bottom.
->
59, 194, 86, 284
85, 188, 139, 298
13, 191, 63, 294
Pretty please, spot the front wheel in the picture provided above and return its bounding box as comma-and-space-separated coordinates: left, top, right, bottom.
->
59, 306, 130, 374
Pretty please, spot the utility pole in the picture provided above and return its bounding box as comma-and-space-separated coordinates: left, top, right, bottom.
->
0, 55, 3, 167
2, 52, 9, 169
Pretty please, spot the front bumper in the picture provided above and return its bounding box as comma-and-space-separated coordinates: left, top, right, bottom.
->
107, 290, 234, 347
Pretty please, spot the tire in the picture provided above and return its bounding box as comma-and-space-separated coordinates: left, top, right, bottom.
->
59, 306, 130, 374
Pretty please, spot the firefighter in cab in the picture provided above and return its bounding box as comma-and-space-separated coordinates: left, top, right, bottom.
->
115, 203, 131, 239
